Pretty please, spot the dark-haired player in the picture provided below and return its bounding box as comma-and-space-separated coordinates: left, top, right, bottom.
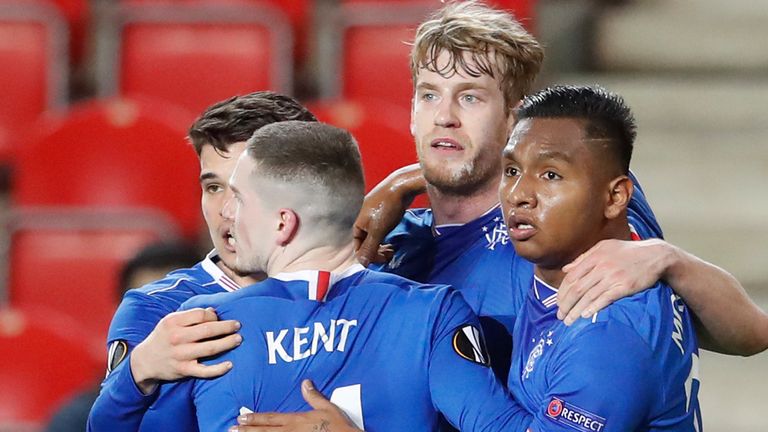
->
88, 92, 318, 431
502, 85, 701, 431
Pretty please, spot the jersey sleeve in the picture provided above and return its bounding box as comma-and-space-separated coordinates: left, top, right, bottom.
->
428, 288, 531, 432
88, 291, 173, 432
627, 170, 664, 239
526, 321, 657, 432
87, 356, 158, 432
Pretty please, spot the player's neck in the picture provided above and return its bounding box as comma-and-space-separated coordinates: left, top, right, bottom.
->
534, 219, 633, 289
216, 260, 264, 287
268, 240, 358, 276
427, 181, 500, 225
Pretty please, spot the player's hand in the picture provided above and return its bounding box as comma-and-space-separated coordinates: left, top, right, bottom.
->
231, 380, 362, 432
130, 307, 242, 394
558, 238, 673, 325
354, 164, 425, 267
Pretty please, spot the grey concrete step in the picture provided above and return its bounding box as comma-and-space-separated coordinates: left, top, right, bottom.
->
593, 0, 768, 72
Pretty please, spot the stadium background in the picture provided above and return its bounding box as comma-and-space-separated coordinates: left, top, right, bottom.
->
0, 0, 765, 430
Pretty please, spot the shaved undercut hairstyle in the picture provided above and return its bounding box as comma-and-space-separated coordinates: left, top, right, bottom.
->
188, 91, 317, 156
245, 121, 365, 232
410, 0, 544, 110
516, 85, 637, 175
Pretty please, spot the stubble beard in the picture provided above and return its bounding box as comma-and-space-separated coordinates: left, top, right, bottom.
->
421, 155, 498, 197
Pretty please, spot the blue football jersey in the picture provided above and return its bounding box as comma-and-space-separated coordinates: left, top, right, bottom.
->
508, 277, 702, 431
88, 251, 243, 432
181, 265, 531, 431
374, 171, 662, 384
377, 171, 661, 319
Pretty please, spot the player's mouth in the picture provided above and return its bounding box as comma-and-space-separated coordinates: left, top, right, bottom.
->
507, 214, 537, 241
430, 137, 464, 152
221, 228, 236, 253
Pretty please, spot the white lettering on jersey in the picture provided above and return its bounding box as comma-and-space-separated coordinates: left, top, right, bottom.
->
311, 320, 336, 354
670, 294, 685, 355
267, 319, 358, 364
266, 329, 292, 364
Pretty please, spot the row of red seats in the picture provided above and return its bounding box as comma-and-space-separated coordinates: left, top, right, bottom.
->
0, 0, 534, 162
4, 96, 416, 336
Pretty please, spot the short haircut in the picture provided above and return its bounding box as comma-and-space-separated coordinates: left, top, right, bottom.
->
516, 85, 637, 174
246, 121, 365, 231
410, 0, 544, 109
188, 91, 317, 156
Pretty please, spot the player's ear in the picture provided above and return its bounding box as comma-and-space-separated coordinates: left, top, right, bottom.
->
605, 175, 632, 220
276, 208, 299, 246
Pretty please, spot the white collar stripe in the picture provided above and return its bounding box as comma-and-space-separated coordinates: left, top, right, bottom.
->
202, 250, 242, 292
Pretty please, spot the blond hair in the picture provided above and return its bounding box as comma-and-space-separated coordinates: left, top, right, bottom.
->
410, 0, 544, 109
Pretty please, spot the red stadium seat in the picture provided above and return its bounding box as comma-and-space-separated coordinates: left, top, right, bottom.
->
13, 97, 202, 237
122, 0, 313, 64
306, 98, 427, 207
96, 1, 293, 115
0, 1, 68, 162
6, 208, 180, 337
0, 305, 102, 426
319, 0, 536, 109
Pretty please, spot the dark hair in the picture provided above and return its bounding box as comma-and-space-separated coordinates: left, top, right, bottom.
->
118, 241, 201, 297
246, 121, 365, 229
188, 91, 317, 156
516, 85, 636, 174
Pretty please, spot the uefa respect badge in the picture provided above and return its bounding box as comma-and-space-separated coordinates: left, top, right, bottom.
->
545, 397, 606, 432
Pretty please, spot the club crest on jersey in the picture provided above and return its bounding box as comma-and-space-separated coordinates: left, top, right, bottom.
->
482, 217, 509, 250
107, 340, 128, 374
452, 325, 491, 367
546, 397, 606, 432
523, 330, 557, 380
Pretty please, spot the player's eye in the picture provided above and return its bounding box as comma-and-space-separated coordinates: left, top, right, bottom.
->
204, 183, 223, 194
421, 92, 437, 102
504, 166, 519, 177
461, 93, 479, 104
543, 171, 562, 181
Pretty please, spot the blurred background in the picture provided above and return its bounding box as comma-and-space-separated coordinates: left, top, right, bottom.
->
0, 0, 764, 430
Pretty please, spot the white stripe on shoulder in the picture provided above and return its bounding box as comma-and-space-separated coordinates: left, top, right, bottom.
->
147, 277, 194, 295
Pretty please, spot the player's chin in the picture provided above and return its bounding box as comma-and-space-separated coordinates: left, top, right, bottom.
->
511, 241, 546, 264
216, 243, 238, 267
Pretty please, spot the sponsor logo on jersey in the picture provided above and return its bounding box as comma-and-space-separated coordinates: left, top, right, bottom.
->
266, 319, 358, 364
107, 340, 128, 374
545, 397, 606, 432
452, 325, 491, 367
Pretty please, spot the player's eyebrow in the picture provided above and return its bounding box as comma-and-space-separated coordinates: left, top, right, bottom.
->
536, 149, 573, 163
415, 82, 439, 92
199, 172, 219, 183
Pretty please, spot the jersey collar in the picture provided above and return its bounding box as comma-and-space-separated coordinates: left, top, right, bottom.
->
201, 250, 242, 292
272, 263, 367, 301
533, 276, 559, 309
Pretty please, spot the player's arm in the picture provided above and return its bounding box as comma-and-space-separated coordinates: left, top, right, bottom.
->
87, 293, 241, 431
556, 172, 768, 356
428, 290, 531, 432
557, 239, 768, 356
354, 164, 426, 266
525, 323, 657, 432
